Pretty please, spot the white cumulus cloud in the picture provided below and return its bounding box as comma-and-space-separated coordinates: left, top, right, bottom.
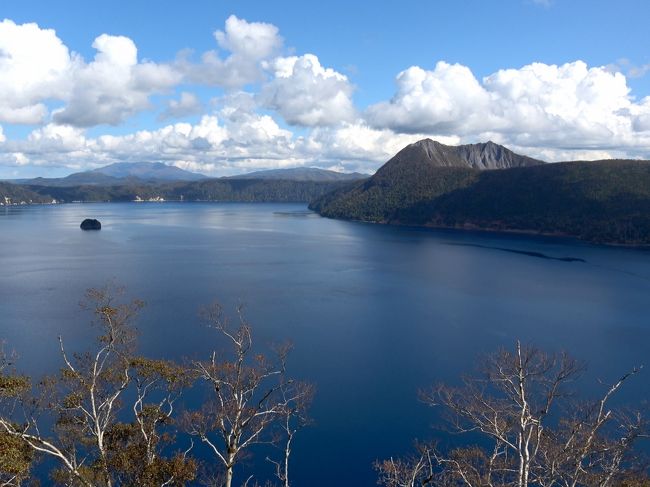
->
2, 97, 302, 175
1, 97, 432, 176
260, 54, 356, 126
482, 61, 636, 147
52, 34, 181, 127
179, 15, 282, 89
28, 123, 87, 151
0, 20, 182, 128
631, 97, 650, 132
0, 19, 73, 124
304, 121, 458, 164
366, 60, 650, 153
159, 92, 204, 120
366, 62, 491, 134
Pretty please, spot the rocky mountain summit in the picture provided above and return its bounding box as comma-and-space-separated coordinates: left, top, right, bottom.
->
455, 140, 542, 169
385, 139, 542, 171
310, 139, 650, 245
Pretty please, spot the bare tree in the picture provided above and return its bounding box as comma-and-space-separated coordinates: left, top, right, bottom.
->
267, 378, 314, 487
430, 341, 583, 487
0, 288, 313, 486
186, 303, 312, 487
374, 442, 437, 487
536, 372, 648, 487
107, 357, 197, 486
0, 285, 140, 486
0, 285, 198, 486
377, 342, 648, 487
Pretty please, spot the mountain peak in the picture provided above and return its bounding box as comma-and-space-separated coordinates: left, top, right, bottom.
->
411, 138, 439, 146
455, 141, 542, 170
91, 162, 206, 181
410, 138, 448, 151
226, 167, 366, 182
391, 139, 466, 169
391, 139, 543, 171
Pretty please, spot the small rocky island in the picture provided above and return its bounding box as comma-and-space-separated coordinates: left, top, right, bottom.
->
80, 219, 101, 231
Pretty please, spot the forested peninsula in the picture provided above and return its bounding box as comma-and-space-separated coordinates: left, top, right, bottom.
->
310, 140, 650, 245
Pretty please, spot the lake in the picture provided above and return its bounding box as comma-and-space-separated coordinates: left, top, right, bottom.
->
1, 202, 650, 485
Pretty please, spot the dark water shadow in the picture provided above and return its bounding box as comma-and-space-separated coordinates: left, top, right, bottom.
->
448, 242, 587, 262
448, 241, 650, 281
273, 210, 316, 217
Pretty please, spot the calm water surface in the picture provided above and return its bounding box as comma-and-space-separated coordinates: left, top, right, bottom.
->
1, 202, 649, 485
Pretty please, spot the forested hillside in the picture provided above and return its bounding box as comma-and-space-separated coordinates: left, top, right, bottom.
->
311, 151, 650, 245
0, 182, 52, 205
19, 178, 354, 204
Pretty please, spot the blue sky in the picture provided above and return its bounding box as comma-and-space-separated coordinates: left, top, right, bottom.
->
1, 0, 650, 177
7, 0, 649, 103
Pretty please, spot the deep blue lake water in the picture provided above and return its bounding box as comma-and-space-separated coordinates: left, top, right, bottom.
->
1, 202, 650, 485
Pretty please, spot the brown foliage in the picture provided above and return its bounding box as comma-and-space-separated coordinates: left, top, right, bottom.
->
378, 342, 649, 487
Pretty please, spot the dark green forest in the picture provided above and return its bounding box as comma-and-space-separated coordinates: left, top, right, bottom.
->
310, 160, 650, 245
0, 182, 53, 205
0, 179, 352, 205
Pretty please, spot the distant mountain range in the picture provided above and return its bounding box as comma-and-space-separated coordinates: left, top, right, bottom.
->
10, 162, 206, 187
0, 163, 366, 206
227, 167, 367, 182
310, 139, 650, 245
6, 163, 364, 187
91, 162, 207, 181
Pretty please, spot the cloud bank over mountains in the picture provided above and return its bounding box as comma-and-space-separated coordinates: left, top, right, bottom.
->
366, 61, 650, 152
0, 16, 649, 176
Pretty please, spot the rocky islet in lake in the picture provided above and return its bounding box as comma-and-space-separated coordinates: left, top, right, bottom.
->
80, 218, 101, 230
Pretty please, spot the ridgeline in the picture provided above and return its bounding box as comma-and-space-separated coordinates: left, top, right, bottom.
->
1, 165, 368, 206
310, 140, 650, 245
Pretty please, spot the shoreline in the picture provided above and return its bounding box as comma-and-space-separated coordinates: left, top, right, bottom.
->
315, 212, 650, 250
4, 199, 650, 250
